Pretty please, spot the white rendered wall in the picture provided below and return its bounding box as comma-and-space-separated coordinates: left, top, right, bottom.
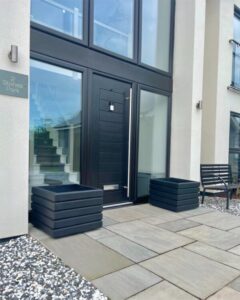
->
202, 0, 240, 164
0, 0, 30, 238
170, 0, 206, 181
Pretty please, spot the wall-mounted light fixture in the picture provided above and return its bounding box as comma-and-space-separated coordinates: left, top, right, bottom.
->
196, 100, 203, 110
8, 45, 18, 63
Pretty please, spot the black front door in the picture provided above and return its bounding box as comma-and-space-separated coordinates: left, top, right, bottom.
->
89, 75, 131, 204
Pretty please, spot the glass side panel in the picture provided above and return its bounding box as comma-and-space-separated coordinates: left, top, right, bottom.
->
137, 90, 168, 197
229, 153, 240, 183
229, 113, 240, 184
31, 0, 83, 39
29, 60, 82, 188
141, 0, 171, 72
230, 114, 240, 149
93, 0, 134, 58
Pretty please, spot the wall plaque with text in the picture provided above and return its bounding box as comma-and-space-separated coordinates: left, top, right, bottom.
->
0, 69, 28, 99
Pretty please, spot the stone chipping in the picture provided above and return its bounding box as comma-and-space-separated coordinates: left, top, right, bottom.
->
201, 196, 240, 216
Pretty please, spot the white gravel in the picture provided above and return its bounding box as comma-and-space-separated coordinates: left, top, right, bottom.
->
0, 235, 107, 300
201, 196, 240, 215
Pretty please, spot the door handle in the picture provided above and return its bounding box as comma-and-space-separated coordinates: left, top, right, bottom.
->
126, 88, 133, 198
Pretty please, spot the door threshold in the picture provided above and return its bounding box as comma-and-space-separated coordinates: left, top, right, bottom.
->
103, 201, 133, 209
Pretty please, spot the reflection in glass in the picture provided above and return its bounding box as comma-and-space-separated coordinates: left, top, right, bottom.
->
141, 0, 171, 72
229, 114, 240, 183
138, 90, 168, 197
232, 15, 240, 87
229, 153, 240, 183
93, 0, 134, 58
230, 115, 240, 149
29, 60, 81, 188
31, 0, 83, 39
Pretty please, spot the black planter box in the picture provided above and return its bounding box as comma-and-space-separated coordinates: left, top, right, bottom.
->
31, 184, 103, 238
149, 178, 200, 212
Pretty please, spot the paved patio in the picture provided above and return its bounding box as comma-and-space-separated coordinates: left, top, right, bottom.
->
30, 204, 240, 299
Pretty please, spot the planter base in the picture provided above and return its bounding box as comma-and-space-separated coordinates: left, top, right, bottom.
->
149, 199, 199, 212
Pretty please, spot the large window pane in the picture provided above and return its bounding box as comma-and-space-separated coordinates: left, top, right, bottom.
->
232, 15, 240, 87
230, 114, 240, 148
138, 90, 168, 197
229, 113, 240, 183
141, 0, 171, 72
31, 0, 83, 39
29, 60, 82, 188
93, 0, 134, 58
229, 153, 240, 183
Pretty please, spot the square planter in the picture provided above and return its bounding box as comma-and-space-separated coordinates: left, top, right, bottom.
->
31, 184, 103, 238
149, 178, 200, 212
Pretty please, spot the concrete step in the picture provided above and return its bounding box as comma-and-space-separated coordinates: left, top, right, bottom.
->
37, 154, 61, 163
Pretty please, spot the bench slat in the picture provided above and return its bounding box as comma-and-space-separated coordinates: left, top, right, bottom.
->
201, 164, 233, 187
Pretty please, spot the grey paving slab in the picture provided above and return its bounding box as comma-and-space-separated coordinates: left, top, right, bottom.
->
179, 225, 240, 250
98, 235, 157, 263
133, 204, 175, 217
178, 206, 213, 217
188, 211, 240, 230
158, 219, 200, 232
93, 265, 161, 300
102, 215, 118, 227
103, 206, 147, 223
107, 220, 193, 253
208, 287, 240, 300
141, 213, 182, 226
128, 280, 197, 300
29, 225, 50, 241
141, 248, 240, 299
86, 228, 115, 240
230, 245, 240, 256
41, 234, 133, 280
229, 226, 240, 234
185, 241, 240, 270
229, 276, 240, 292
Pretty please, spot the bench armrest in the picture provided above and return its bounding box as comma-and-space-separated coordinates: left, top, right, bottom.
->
217, 176, 228, 189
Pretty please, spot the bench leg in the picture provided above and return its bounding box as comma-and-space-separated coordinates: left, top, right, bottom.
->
226, 191, 230, 210
201, 190, 205, 204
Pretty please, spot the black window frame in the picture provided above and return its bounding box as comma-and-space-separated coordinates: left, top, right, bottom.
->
30, 0, 175, 203
134, 84, 171, 202
138, 0, 175, 76
89, 0, 139, 63
30, 0, 89, 46
29, 53, 88, 186
30, 0, 175, 76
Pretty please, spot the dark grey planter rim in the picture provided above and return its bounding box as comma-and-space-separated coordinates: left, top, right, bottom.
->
32, 184, 103, 201
151, 177, 200, 188
32, 184, 102, 195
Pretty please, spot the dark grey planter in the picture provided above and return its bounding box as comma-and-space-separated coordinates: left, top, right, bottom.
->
31, 184, 103, 238
149, 178, 200, 212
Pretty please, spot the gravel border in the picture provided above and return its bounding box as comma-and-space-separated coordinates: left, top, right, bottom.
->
201, 196, 240, 216
0, 235, 107, 300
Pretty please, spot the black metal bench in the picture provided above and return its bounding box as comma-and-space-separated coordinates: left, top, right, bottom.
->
200, 164, 238, 209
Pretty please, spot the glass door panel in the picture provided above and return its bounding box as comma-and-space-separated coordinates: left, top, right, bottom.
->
137, 90, 168, 197
29, 60, 82, 188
